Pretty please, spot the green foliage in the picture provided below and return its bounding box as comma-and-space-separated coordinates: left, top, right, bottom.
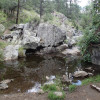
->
43, 13, 53, 22
78, 28, 100, 62
82, 75, 100, 85
0, 11, 7, 35
79, 14, 92, 30
93, 13, 100, 29
0, 0, 17, 11
18, 47, 25, 58
0, 11, 7, 23
69, 85, 77, 92
42, 84, 57, 92
20, 10, 40, 23
68, 75, 100, 93
93, 0, 100, 28
0, 49, 4, 61
41, 77, 65, 100
78, 0, 100, 62
0, 41, 8, 49
79, 5, 93, 30
0, 41, 9, 61
48, 91, 65, 100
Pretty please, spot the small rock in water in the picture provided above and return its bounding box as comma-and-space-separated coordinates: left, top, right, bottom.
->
44, 80, 54, 85
50, 76, 56, 80
73, 71, 88, 78
0, 83, 8, 90
46, 76, 50, 80
54, 92, 63, 97
46, 75, 56, 81
28, 83, 41, 93
0, 79, 14, 84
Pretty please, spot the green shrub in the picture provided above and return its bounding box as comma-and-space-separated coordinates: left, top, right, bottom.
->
69, 85, 77, 92
20, 10, 40, 23
0, 11, 7, 35
0, 41, 9, 61
78, 27, 100, 62
82, 75, 100, 85
43, 13, 53, 22
0, 11, 7, 24
41, 77, 66, 100
18, 47, 25, 58
48, 91, 65, 100
0, 41, 8, 49
42, 84, 57, 92
0, 49, 4, 61
48, 17, 61, 26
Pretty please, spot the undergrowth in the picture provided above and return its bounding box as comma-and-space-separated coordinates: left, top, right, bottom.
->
78, 27, 100, 62
41, 77, 66, 100
48, 91, 65, 100
69, 75, 100, 92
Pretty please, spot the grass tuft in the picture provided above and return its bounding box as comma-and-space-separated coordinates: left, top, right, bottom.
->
41, 84, 57, 92
69, 85, 77, 92
82, 75, 100, 85
48, 91, 65, 100
0, 41, 9, 61
18, 47, 25, 58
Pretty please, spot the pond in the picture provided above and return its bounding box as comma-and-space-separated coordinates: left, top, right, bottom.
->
0, 54, 99, 94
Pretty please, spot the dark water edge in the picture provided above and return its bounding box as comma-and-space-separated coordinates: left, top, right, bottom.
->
0, 54, 100, 94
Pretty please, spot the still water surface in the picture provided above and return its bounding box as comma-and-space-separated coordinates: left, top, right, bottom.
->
0, 54, 97, 94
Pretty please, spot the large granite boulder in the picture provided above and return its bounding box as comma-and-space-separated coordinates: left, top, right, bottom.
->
37, 23, 66, 47
5, 23, 66, 52
22, 30, 40, 49
4, 45, 20, 60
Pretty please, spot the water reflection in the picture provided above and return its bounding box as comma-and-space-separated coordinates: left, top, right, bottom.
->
0, 54, 82, 94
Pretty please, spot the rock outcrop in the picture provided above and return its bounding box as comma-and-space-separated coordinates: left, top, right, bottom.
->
2, 12, 83, 60
4, 22, 66, 55
37, 23, 66, 47
4, 45, 20, 60
91, 45, 100, 65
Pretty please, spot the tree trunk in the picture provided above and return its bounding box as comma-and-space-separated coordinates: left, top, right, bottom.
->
40, 0, 44, 18
56, 0, 60, 12
69, 0, 72, 19
16, 0, 20, 24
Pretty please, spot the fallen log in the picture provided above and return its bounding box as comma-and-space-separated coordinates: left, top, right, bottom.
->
90, 85, 100, 92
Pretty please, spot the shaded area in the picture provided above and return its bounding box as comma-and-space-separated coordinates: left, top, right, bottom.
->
0, 54, 99, 94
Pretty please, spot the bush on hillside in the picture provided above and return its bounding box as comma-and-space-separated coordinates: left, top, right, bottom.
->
19, 10, 40, 23
43, 13, 53, 22
78, 27, 100, 62
0, 11, 7, 24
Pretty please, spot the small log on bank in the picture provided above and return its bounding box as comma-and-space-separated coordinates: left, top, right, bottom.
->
90, 85, 100, 92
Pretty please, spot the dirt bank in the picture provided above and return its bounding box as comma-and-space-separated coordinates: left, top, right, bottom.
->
0, 83, 100, 100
